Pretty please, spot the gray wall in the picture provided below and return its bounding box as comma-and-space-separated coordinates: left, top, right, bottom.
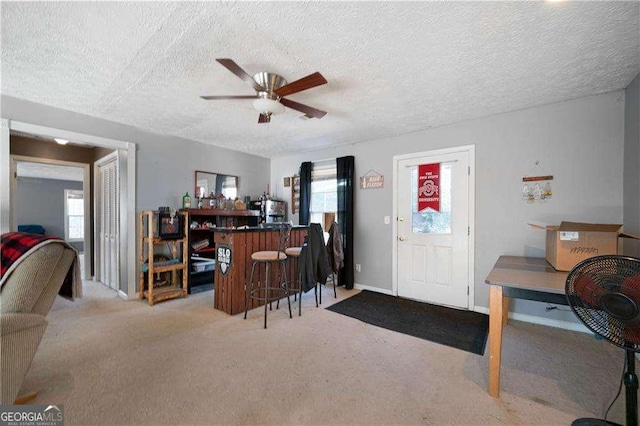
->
2, 96, 271, 209
271, 91, 625, 323
17, 177, 83, 251
623, 73, 640, 257
2, 95, 271, 295
3, 89, 631, 314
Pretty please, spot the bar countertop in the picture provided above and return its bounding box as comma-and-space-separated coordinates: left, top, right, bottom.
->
209, 225, 308, 233
181, 208, 260, 217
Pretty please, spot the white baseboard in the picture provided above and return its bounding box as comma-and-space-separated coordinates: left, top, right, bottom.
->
473, 306, 591, 334
353, 283, 394, 295
119, 290, 130, 300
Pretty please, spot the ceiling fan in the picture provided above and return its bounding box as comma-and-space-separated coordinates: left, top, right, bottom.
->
201, 58, 328, 123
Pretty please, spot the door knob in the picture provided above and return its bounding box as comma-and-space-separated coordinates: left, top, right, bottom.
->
397, 217, 404, 222
399, 236, 408, 241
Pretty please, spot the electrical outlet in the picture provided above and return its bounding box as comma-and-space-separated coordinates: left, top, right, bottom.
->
384, 216, 390, 225
355, 264, 361, 273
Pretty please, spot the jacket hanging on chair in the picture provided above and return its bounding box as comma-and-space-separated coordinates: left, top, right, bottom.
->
299, 223, 330, 293
326, 222, 344, 274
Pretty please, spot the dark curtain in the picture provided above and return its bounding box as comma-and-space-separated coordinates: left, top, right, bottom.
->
337, 156, 354, 289
299, 162, 312, 225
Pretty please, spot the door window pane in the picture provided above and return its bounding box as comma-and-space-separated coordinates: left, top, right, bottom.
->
411, 163, 452, 234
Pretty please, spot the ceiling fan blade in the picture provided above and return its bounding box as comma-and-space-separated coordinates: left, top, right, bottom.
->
216, 58, 265, 92
280, 98, 327, 119
258, 114, 271, 123
201, 95, 259, 100
274, 72, 327, 97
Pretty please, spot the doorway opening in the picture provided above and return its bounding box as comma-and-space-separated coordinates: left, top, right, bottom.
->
11, 157, 90, 279
1, 120, 137, 299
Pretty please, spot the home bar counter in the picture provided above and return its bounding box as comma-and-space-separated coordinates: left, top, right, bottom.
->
212, 226, 307, 315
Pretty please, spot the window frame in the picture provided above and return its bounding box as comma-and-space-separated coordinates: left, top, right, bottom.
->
310, 160, 337, 214
64, 188, 84, 242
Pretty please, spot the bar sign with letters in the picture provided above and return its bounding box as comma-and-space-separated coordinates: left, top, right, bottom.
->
417, 163, 440, 212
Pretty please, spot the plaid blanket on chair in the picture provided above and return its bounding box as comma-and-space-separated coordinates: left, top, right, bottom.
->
1, 232, 82, 298
1, 232, 62, 278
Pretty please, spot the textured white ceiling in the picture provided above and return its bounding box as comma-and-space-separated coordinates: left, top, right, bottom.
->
2, 2, 638, 158
16, 161, 84, 182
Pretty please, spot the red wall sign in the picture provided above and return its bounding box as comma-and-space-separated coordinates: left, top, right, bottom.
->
418, 163, 440, 212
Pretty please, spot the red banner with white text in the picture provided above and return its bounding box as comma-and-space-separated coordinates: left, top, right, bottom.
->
417, 163, 440, 212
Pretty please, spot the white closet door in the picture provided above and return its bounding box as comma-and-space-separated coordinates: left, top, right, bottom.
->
97, 156, 119, 290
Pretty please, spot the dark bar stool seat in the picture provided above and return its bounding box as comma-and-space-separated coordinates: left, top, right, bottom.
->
244, 224, 292, 328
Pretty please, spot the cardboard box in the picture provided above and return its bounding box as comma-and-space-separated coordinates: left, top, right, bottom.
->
529, 222, 640, 272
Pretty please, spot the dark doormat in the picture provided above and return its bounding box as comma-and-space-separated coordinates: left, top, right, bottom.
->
326, 290, 489, 355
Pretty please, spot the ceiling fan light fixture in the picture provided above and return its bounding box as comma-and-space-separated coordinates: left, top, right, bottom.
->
54, 138, 69, 145
252, 98, 285, 116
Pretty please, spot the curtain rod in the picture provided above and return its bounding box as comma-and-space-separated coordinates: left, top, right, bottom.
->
309, 158, 335, 164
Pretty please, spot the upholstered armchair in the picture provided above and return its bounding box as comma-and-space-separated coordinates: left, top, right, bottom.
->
1, 241, 77, 404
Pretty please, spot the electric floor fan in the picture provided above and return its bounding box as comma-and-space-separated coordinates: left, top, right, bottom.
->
566, 255, 640, 426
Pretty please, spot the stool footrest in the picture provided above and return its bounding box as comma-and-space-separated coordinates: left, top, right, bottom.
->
249, 287, 289, 303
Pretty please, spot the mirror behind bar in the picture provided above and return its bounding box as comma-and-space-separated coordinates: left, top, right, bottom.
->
195, 170, 238, 200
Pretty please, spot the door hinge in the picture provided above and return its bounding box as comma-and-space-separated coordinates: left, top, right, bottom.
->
468, 166, 470, 175
468, 226, 470, 236
467, 286, 470, 295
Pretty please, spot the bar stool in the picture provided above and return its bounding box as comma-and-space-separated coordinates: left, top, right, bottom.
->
284, 244, 318, 316
244, 223, 292, 329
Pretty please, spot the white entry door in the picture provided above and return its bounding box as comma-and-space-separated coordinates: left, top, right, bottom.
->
396, 148, 472, 309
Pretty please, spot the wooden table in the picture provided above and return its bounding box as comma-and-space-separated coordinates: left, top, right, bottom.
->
485, 256, 569, 397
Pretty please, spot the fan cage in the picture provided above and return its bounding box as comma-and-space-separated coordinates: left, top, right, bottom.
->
566, 255, 640, 352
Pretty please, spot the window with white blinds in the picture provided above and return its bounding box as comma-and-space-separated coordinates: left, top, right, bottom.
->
310, 160, 337, 213
64, 189, 84, 241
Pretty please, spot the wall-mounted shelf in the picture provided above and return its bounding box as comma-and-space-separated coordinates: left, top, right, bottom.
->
522, 175, 553, 182
291, 175, 300, 214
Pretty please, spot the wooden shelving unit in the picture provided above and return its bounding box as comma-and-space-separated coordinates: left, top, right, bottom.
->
139, 210, 189, 305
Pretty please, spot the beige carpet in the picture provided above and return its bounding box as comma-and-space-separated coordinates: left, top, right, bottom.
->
20, 281, 625, 425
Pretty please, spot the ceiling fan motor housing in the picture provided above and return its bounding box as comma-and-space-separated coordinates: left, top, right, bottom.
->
253, 72, 287, 100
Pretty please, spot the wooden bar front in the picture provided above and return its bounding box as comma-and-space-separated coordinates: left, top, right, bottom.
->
213, 226, 307, 315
